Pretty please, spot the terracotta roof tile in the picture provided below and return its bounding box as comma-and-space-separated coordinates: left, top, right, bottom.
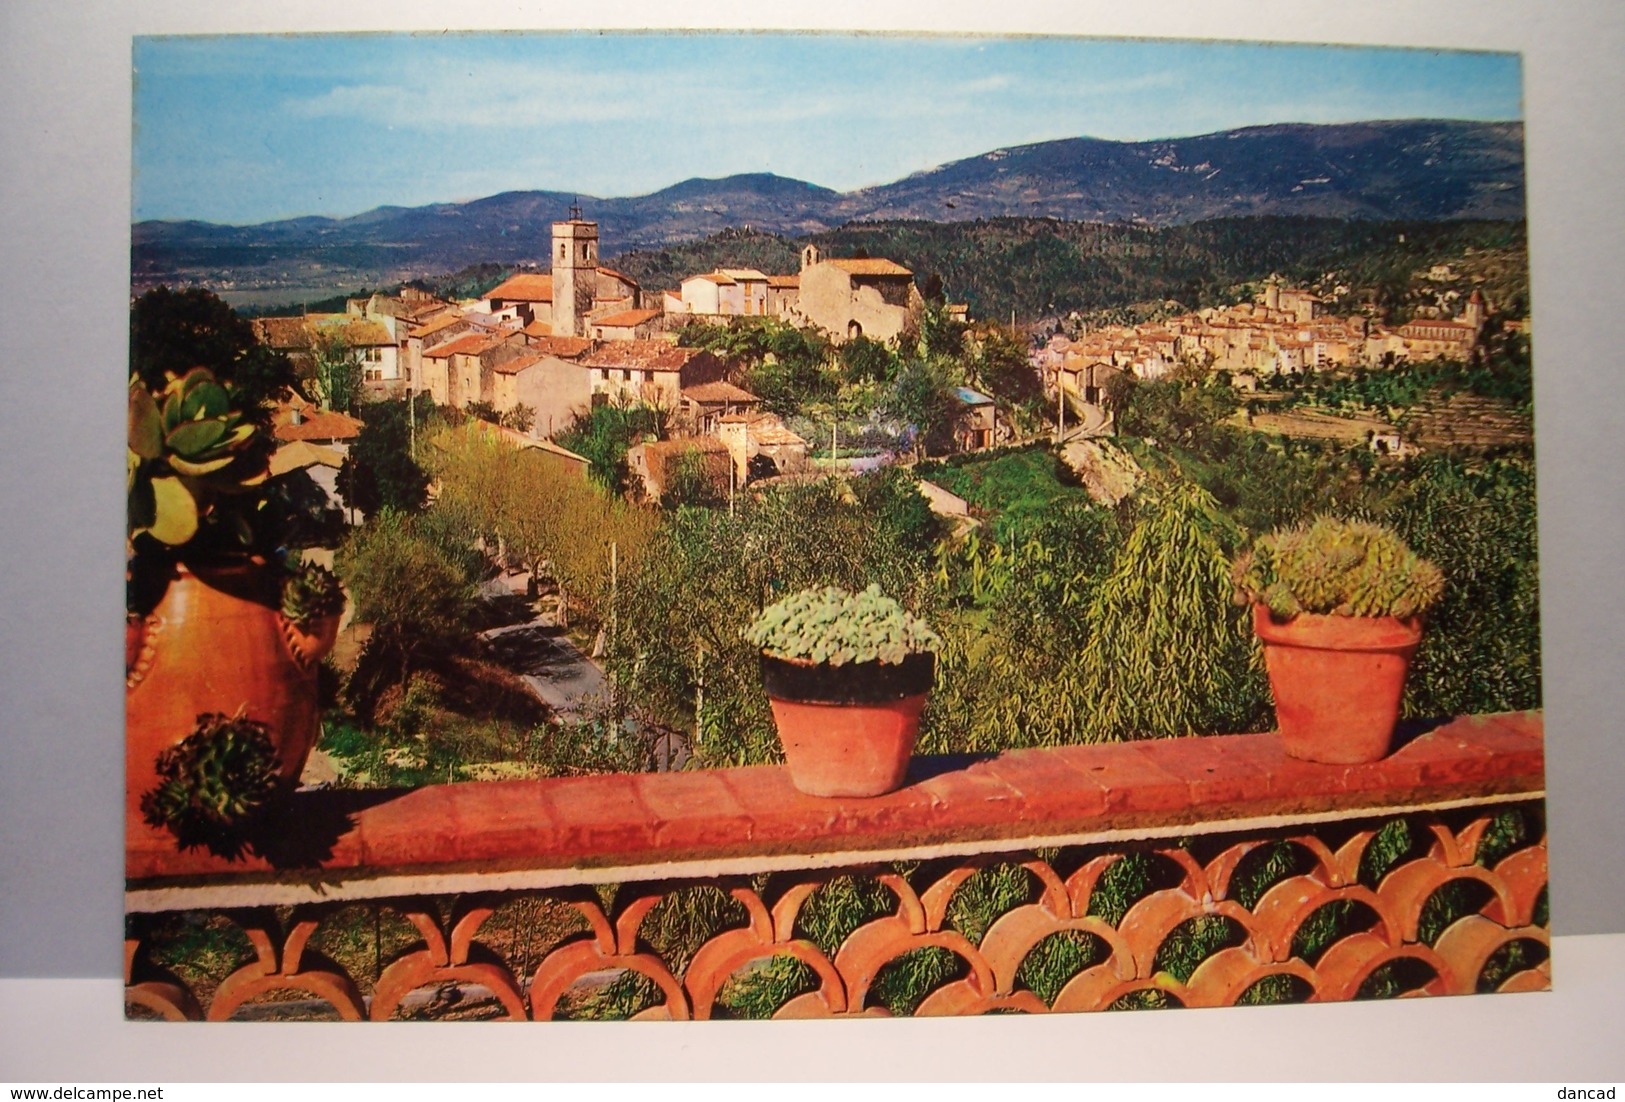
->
425, 331, 512, 359
593, 308, 662, 329
584, 341, 713, 372
485, 273, 554, 302
596, 267, 640, 288
410, 314, 465, 340
825, 258, 913, 277
254, 317, 313, 350
492, 350, 548, 375
272, 409, 363, 443
526, 335, 595, 359
681, 381, 760, 404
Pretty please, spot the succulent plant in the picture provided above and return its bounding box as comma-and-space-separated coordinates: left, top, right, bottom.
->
140, 713, 281, 854
127, 367, 269, 550
1232, 515, 1444, 620
746, 584, 941, 666
280, 560, 345, 627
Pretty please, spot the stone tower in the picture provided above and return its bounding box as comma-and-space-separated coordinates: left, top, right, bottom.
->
1464, 289, 1486, 331
552, 213, 599, 338
801, 243, 821, 272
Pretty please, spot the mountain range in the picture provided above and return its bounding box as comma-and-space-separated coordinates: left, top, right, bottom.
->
131, 119, 1525, 304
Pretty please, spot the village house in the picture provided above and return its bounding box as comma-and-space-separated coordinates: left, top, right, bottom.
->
677, 380, 762, 437
590, 307, 663, 342
420, 328, 528, 408
626, 437, 734, 504
713, 412, 809, 485
271, 394, 363, 448
766, 274, 800, 317
495, 334, 598, 438
1396, 290, 1488, 362
402, 312, 477, 394
581, 341, 727, 409
252, 314, 402, 397
953, 387, 998, 452
790, 245, 923, 345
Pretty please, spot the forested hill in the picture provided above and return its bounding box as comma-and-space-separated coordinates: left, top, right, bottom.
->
610, 217, 1529, 326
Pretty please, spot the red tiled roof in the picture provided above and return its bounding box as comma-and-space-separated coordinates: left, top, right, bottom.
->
492, 350, 548, 375
254, 317, 313, 350
826, 258, 913, 277
425, 331, 511, 358
320, 318, 393, 346
485, 273, 554, 302
410, 314, 465, 340
584, 341, 712, 372
684, 272, 736, 286
767, 274, 800, 288
596, 267, 640, 288
682, 381, 759, 404
526, 335, 595, 359
593, 308, 662, 329
272, 409, 363, 443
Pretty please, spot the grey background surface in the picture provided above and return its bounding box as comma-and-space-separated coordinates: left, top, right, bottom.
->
2, 0, 1620, 980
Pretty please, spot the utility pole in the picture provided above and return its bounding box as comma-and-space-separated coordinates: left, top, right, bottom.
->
408, 387, 416, 460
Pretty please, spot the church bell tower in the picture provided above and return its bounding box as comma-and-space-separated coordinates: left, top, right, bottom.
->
552, 204, 598, 338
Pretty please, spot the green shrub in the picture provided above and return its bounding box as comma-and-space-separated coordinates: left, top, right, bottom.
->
140, 713, 281, 856
745, 584, 941, 666
1233, 514, 1444, 619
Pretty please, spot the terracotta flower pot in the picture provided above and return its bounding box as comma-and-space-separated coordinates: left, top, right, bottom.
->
760, 652, 934, 798
1252, 603, 1423, 765
126, 559, 339, 833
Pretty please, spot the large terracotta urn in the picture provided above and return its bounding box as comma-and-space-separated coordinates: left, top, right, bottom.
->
125, 559, 338, 831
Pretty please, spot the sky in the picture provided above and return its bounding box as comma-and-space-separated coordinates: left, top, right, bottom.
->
132, 33, 1523, 225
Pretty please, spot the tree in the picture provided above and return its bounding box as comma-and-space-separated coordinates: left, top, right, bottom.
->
838, 334, 898, 385
558, 403, 665, 493
965, 323, 1044, 415
916, 301, 967, 361
887, 354, 963, 460
500, 404, 536, 433
310, 326, 362, 415
428, 423, 659, 629
130, 286, 297, 422
661, 449, 728, 510
1074, 482, 1266, 740
335, 508, 480, 714
336, 399, 430, 519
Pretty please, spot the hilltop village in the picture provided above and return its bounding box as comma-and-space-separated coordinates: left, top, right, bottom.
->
253, 210, 1507, 503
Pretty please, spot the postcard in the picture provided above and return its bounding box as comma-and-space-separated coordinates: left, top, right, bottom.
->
124, 31, 1546, 1021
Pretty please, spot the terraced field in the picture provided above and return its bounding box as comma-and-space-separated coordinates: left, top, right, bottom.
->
1399, 393, 1534, 450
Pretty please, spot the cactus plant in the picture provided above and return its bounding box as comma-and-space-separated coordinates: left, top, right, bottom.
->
746, 584, 941, 667
280, 560, 345, 628
139, 713, 282, 855
127, 367, 269, 551
1232, 515, 1444, 621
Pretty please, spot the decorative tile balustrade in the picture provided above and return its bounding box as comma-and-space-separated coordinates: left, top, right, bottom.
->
125, 712, 1548, 1021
